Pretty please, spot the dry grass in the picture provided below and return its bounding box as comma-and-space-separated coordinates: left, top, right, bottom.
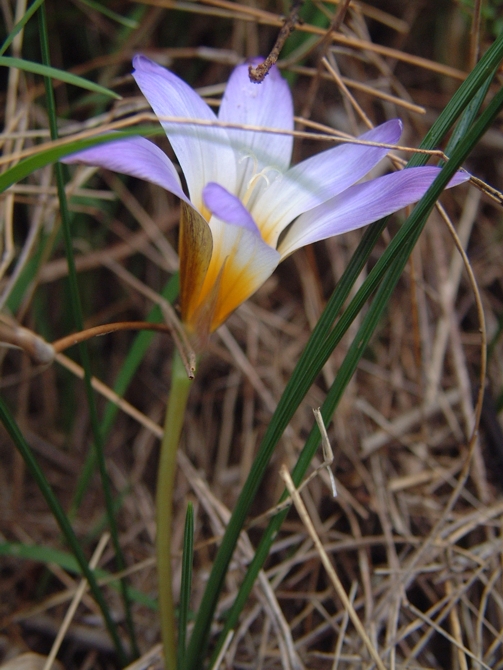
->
1, 0, 503, 668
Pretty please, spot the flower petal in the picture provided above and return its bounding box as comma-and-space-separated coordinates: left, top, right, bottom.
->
62, 135, 191, 205
218, 59, 294, 181
132, 55, 237, 211
185, 214, 280, 334
183, 182, 280, 335
179, 202, 213, 329
203, 182, 260, 235
278, 166, 470, 258
206, 218, 280, 331
254, 120, 403, 247
198, 183, 278, 330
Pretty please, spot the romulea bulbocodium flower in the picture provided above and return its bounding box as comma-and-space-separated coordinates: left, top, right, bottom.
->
64, 55, 469, 349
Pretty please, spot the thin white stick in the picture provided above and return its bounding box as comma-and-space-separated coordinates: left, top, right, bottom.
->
42, 533, 111, 670
280, 465, 387, 670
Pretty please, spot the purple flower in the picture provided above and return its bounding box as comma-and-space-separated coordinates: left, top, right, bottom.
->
63, 56, 469, 344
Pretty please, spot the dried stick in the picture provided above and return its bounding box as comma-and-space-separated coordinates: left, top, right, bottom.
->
280, 464, 387, 670
248, 0, 304, 83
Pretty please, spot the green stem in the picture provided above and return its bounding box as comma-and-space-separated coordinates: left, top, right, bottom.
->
157, 349, 193, 669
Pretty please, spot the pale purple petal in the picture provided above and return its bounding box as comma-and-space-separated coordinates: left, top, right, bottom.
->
253, 120, 403, 247
62, 135, 191, 206
278, 166, 470, 258
132, 55, 237, 210
203, 182, 260, 235
218, 59, 294, 180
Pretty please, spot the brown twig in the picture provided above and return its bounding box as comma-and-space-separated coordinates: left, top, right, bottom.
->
0, 320, 175, 364
248, 0, 303, 83
51, 321, 174, 354
0, 322, 55, 364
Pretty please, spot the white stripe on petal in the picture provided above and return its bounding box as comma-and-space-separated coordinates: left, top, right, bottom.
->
253, 120, 403, 247
132, 55, 237, 211
219, 59, 294, 194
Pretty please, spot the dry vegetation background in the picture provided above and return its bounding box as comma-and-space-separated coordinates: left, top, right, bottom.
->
1, 0, 503, 668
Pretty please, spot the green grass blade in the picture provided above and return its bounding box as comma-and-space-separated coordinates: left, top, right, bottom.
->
0, 541, 157, 610
0, 0, 44, 56
487, 313, 503, 363
316, 82, 503, 445
0, 541, 84, 569
0, 56, 121, 99
77, 0, 139, 28
194, 33, 503, 669
285, 81, 503, 555
0, 398, 128, 664
178, 502, 194, 670
444, 67, 496, 158
37, 5, 136, 660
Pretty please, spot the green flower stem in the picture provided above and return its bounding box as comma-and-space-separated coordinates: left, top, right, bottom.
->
157, 349, 193, 669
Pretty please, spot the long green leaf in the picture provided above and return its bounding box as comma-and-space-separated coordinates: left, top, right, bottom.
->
193, 31, 503, 669
443, 66, 496, 158
0, 542, 156, 609
0, 0, 44, 57
309, 83, 503, 479
38, 5, 136, 660
0, 56, 121, 99
208, 71, 503, 670
77, 0, 139, 28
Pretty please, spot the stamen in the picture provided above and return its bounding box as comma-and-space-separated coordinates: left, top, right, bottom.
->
242, 166, 278, 206
238, 153, 257, 170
